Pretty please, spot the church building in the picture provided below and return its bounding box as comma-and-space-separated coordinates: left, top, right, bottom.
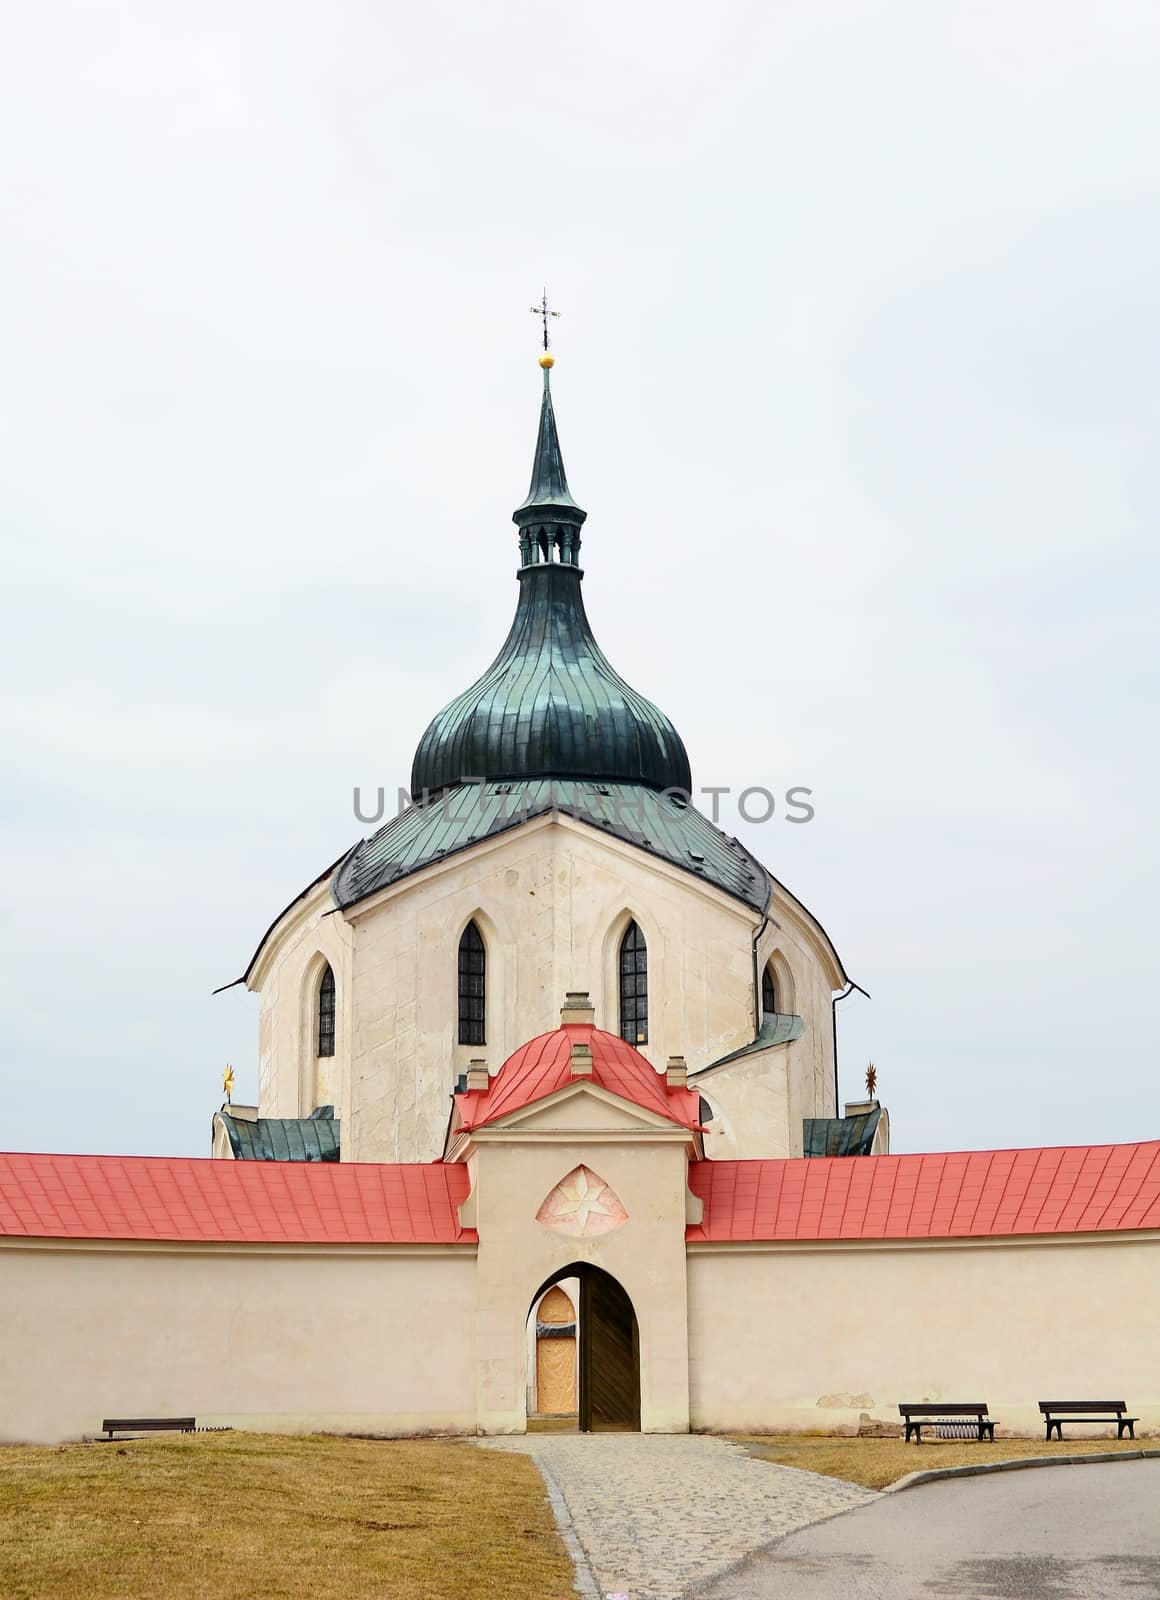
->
1, 354, 1157, 1444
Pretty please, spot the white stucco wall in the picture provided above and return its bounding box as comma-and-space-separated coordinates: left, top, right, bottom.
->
340, 815, 764, 1162
694, 1044, 795, 1159
753, 933, 838, 1142
248, 882, 354, 1122
0, 1240, 477, 1445
7, 1213, 1157, 1446
241, 808, 846, 1165
245, 815, 837, 1164
687, 1233, 1160, 1437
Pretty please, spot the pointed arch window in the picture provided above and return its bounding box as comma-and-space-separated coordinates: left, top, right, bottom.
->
317, 963, 336, 1057
619, 921, 648, 1045
458, 921, 486, 1045
762, 963, 777, 1017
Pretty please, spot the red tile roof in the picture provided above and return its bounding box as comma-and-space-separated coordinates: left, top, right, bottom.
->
0, 1153, 477, 1246
687, 1142, 1160, 1242
8, 1141, 1156, 1248
454, 1024, 702, 1132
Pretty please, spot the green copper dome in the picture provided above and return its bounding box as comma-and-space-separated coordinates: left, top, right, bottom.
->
410, 367, 692, 799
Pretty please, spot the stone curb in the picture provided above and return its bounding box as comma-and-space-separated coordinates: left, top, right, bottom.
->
533, 1454, 603, 1600
884, 1447, 1160, 1494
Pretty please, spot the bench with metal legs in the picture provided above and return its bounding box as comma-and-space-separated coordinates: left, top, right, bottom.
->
1038, 1401, 1137, 1441
899, 1403, 996, 1444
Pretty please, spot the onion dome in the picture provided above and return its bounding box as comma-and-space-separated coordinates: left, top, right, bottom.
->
410, 360, 692, 799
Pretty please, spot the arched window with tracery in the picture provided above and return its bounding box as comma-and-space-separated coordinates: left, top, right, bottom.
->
317, 963, 336, 1057
619, 920, 648, 1045
458, 921, 486, 1045
762, 963, 777, 1018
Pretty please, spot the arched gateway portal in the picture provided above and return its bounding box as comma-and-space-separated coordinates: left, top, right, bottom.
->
528, 1264, 640, 1432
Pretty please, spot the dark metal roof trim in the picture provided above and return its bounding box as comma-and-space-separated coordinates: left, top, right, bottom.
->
228, 853, 348, 993
334, 781, 771, 916
692, 1012, 805, 1077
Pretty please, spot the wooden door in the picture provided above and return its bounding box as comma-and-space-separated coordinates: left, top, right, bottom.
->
579, 1271, 640, 1432
535, 1287, 577, 1414
536, 1333, 577, 1413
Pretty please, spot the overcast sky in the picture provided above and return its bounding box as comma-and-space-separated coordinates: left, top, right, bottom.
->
2, 2, 1157, 1159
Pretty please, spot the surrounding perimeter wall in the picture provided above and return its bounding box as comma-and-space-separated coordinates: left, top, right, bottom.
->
11, 1223, 1156, 1445
687, 1232, 1160, 1437
0, 1241, 477, 1445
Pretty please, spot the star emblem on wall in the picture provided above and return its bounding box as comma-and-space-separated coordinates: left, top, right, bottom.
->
535, 1165, 628, 1238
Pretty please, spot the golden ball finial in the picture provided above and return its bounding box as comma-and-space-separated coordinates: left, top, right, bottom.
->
539, 352, 555, 369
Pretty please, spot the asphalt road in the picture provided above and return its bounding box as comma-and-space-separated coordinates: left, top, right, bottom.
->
691, 1458, 1160, 1600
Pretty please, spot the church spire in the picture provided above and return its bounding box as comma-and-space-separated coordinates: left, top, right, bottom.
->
409, 346, 692, 799
513, 356, 587, 567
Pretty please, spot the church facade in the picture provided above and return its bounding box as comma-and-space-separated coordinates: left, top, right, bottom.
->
221, 353, 855, 1172
1, 356, 1157, 1445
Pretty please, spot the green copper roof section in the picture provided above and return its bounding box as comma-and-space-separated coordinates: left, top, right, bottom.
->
411, 563, 691, 795
334, 781, 770, 914
692, 1012, 806, 1076
412, 360, 690, 796
803, 1106, 881, 1158
513, 366, 586, 524
220, 1106, 341, 1161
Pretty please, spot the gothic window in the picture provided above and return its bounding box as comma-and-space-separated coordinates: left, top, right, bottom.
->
762, 963, 777, 1017
458, 921, 486, 1045
619, 921, 648, 1045
317, 963, 336, 1057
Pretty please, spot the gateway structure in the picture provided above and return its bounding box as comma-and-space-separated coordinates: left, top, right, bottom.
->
2, 356, 1158, 1444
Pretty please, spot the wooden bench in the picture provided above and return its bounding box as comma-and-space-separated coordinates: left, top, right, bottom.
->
102, 1417, 196, 1440
1038, 1401, 1137, 1441
899, 1402, 996, 1444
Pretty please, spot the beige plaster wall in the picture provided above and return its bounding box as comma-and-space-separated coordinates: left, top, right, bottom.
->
248, 882, 354, 1122
754, 932, 837, 1139
241, 810, 845, 1165
694, 1044, 795, 1160
693, 1030, 842, 1160
687, 918, 841, 1160
466, 1102, 695, 1434
687, 1233, 1160, 1437
0, 1241, 477, 1445
337, 814, 836, 1164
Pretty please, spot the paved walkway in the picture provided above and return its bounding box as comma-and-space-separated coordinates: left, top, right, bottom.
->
480, 1433, 875, 1599
691, 1457, 1160, 1599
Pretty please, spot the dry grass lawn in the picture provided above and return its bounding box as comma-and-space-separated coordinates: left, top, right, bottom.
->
731, 1431, 1148, 1490
0, 1431, 575, 1600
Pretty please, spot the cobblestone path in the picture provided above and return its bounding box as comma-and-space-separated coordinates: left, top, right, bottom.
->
480, 1433, 876, 1600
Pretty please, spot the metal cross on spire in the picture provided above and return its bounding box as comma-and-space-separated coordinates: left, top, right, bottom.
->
529, 288, 560, 352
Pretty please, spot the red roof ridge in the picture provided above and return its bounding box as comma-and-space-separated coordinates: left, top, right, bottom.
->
812, 1136, 1158, 1160
0, 1152, 477, 1247
453, 1023, 702, 1134
0, 1149, 228, 1162
688, 1141, 1160, 1245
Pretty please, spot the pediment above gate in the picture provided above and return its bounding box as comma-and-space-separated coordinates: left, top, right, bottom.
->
468, 1079, 693, 1141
